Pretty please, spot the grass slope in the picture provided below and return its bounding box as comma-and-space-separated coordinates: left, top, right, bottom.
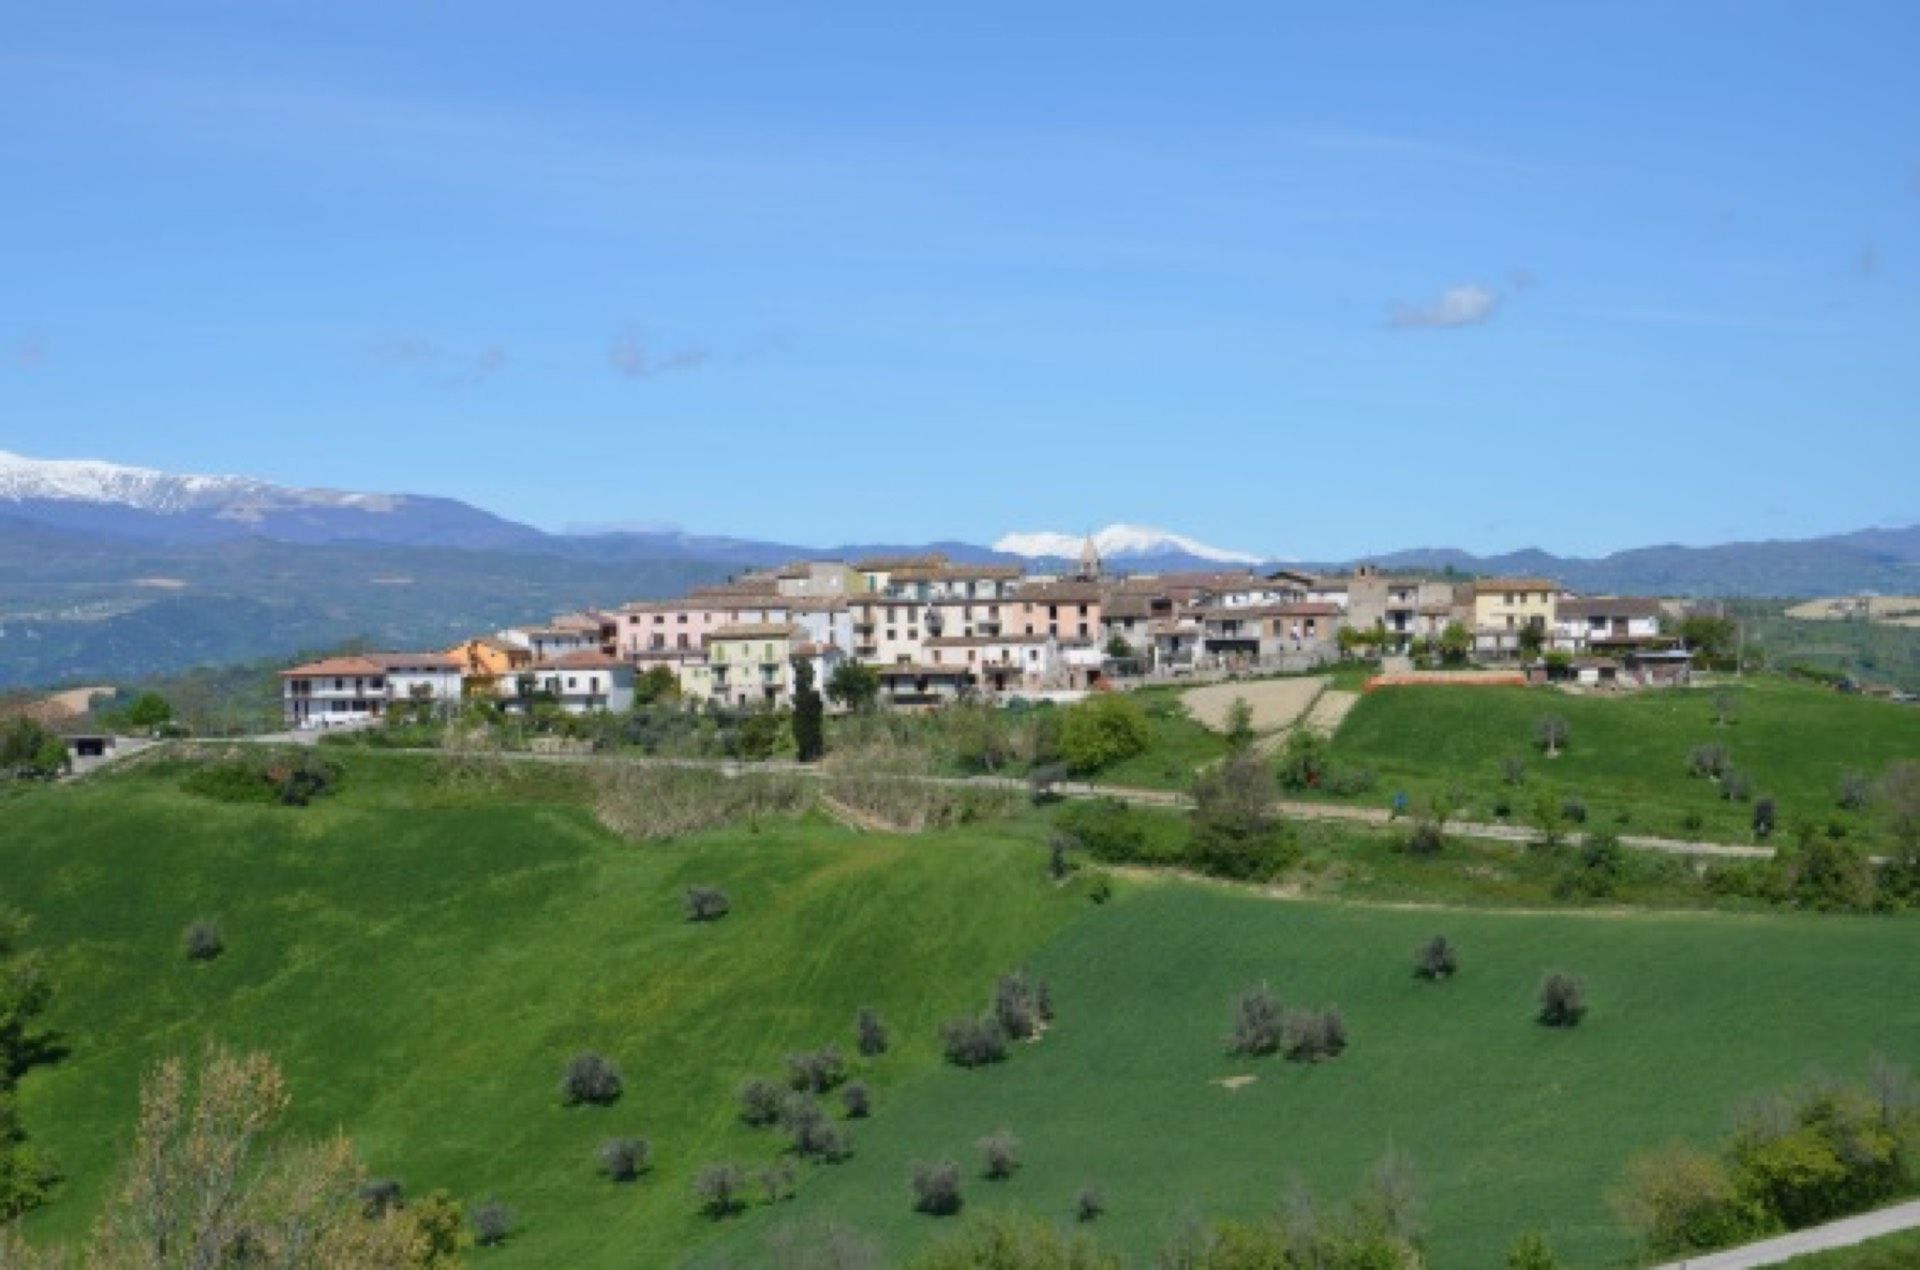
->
1320, 677, 1919, 842
1, 755, 1082, 1263
1784, 1227, 1920, 1266
8, 753, 1920, 1267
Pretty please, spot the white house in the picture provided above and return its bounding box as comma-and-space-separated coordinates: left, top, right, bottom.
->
280, 652, 463, 729
1552, 597, 1666, 653
503, 651, 635, 714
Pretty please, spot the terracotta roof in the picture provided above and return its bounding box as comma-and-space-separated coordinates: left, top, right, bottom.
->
1013, 582, 1103, 603
281, 652, 459, 676
1473, 578, 1559, 594
1102, 596, 1155, 619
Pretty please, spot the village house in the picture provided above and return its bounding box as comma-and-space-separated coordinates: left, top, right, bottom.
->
874, 662, 976, 708
502, 624, 601, 662
1006, 580, 1102, 641
1197, 603, 1341, 663
1346, 566, 1461, 650
1551, 596, 1666, 654
1471, 578, 1560, 658
280, 652, 463, 729
503, 651, 636, 714
925, 633, 1058, 693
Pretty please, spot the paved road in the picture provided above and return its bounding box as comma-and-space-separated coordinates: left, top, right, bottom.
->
1651, 1198, 1920, 1268
146, 737, 1777, 862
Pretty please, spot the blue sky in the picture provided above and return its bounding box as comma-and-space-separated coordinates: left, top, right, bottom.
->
1, 2, 1915, 559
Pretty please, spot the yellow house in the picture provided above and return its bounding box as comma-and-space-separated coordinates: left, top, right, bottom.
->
1470, 578, 1559, 657
443, 637, 532, 696
705, 623, 801, 707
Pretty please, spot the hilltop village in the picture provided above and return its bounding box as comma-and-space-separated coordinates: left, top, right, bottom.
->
279, 539, 1696, 727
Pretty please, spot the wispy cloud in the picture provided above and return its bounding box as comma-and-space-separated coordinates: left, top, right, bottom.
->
1389, 283, 1501, 330
364, 335, 508, 387
608, 336, 710, 380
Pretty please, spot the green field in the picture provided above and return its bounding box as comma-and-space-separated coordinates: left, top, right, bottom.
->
6, 751, 1920, 1266
1317, 677, 1919, 843
1783, 1229, 1920, 1266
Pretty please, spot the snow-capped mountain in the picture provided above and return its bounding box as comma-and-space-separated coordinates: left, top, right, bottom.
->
0, 450, 543, 549
994, 523, 1266, 566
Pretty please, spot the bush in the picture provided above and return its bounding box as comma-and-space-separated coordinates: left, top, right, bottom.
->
1281, 1007, 1347, 1063
695, 1163, 748, 1218
1784, 826, 1878, 911
914, 1212, 1120, 1269
740, 1078, 784, 1128
910, 1159, 964, 1215
1555, 829, 1623, 901
1054, 798, 1145, 863
783, 1094, 853, 1161
560, 1052, 624, 1106
1057, 695, 1151, 774
357, 1177, 403, 1218
1838, 770, 1874, 811
1190, 749, 1295, 881
1688, 743, 1732, 780
855, 1007, 889, 1058
470, 1196, 517, 1247
1538, 973, 1587, 1028
1753, 797, 1777, 841
1075, 1186, 1106, 1222
1561, 797, 1587, 824
182, 920, 224, 963
842, 1081, 871, 1119
787, 1046, 848, 1093
1402, 816, 1446, 856
993, 970, 1051, 1041
977, 1129, 1020, 1180
758, 1160, 797, 1205
685, 885, 731, 922
1613, 1143, 1769, 1256
1500, 755, 1528, 787
1505, 1231, 1561, 1268
0, 717, 68, 781
1226, 984, 1283, 1056
1721, 769, 1754, 802
597, 1136, 651, 1182
1275, 730, 1329, 792
1413, 935, 1458, 981
941, 1015, 1009, 1068
182, 749, 342, 806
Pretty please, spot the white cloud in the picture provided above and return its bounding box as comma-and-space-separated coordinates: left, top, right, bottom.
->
1389, 283, 1500, 330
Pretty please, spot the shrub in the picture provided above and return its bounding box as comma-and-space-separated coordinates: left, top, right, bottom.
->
357, 1177, 403, 1218
1561, 797, 1587, 824
1075, 1185, 1106, 1222
914, 1212, 1120, 1268
1838, 770, 1874, 811
597, 1136, 651, 1182
1054, 798, 1145, 863
941, 1015, 1009, 1068
1753, 797, 1777, 841
1505, 1231, 1562, 1269
1190, 749, 1295, 881
1555, 829, 1623, 901
1226, 984, 1283, 1056
1688, 743, 1732, 780
470, 1197, 517, 1247
740, 1077, 784, 1127
182, 920, 224, 963
1281, 1007, 1347, 1063
1613, 1143, 1768, 1256
1322, 764, 1378, 797
910, 1159, 964, 1215
1500, 755, 1528, 787
1783, 827, 1878, 912
1087, 878, 1113, 904
993, 970, 1050, 1041
560, 1052, 624, 1106
1538, 973, 1587, 1028
783, 1094, 852, 1161
855, 1007, 889, 1058
182, 749, 342, 806
685, 885, 731, 922
1057, 695, 1151, 774
977, 1129, 1020, 1180
1721, 769, 1753, 802
1413, 935, 1458, 981
842, 1081, 871, 1119
0, 717, 68, 781
759, 1160, 797, 1204
787, 1046, 848, 1093
695, 1163, 748, 1218
1275, 730, 1329, 791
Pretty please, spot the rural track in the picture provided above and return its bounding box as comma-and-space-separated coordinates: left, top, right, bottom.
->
1648, 1197, 1920, 1268
145, 738, 1779, 862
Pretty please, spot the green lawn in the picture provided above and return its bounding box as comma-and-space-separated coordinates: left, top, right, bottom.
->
1316, 676, 1919, 843
8, 751, 1920, 1268
1782, 1228, 1920, 1266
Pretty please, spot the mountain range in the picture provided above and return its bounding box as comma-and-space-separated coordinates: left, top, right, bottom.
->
1, 448, 1916, 689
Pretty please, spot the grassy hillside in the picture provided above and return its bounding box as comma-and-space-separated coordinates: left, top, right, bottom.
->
1318, 677, 1918, 842
6, 752, 1920, 1267
1784, 1229, 1920, 1266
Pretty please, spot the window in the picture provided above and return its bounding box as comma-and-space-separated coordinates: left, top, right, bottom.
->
1078, 623, 1088, 637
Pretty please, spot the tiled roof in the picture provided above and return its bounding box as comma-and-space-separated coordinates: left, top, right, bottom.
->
708, 622, 805, 640
1559, 596, 1664, 620
281, 652, 459, 676
1473, 578, 1559, 593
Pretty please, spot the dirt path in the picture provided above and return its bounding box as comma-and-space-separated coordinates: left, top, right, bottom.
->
1648, 1197, 1920, 1268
